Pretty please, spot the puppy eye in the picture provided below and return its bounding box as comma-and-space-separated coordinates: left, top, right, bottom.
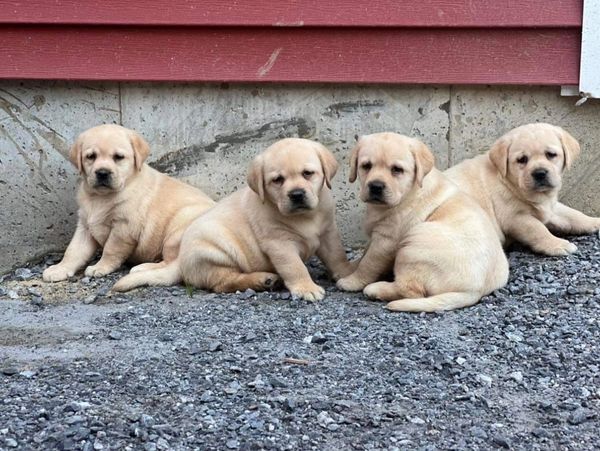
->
361, 162, 372, 171
113, 154, 125, 161
272, 175, 285, 185
86, 153, 96, 161
391, 165, 404, 175
545, 151, 557, 159
302, 170, 315, 179
516, 156, 529, 165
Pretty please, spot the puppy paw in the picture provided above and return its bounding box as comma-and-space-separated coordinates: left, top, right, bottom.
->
363, 282, 393, 301
289, 281, 325, 302
541, 239, 577, 256
336, 275, 367, 292
42, 265, 73, 282
259, 272, 281, 290
84, 264, 114, 278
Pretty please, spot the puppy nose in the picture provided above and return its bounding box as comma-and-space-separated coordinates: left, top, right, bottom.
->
95, 169, 111, 178
532, 168, 548, 181
368, 181, 385, 195
288, 189, 306, 203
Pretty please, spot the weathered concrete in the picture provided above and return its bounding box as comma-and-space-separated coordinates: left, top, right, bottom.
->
1, 82, 598, 273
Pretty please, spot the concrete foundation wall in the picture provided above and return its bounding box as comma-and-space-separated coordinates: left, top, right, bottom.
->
1, 83, 598, 273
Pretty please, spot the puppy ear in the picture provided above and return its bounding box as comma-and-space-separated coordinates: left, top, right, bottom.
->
555, 126, 580, 170
348, 139, 362, 183
247, 154, 265, 202
128, 130, 150, 171
411, 141, 435, 187
488, 136, 510, 177
69, 138, 84, 174
316, 144, 338, 189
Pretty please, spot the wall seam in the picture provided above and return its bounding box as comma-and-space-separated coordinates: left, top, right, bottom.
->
447, 85, 453, 167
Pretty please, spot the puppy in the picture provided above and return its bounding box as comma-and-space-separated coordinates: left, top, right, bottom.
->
445, 123, 600, 256
112, 138, 354, 300
43, 124, 215, 282
336, 133, 508, 312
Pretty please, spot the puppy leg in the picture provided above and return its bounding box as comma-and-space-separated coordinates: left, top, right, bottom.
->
43, 220, 98, 282
336, 237, 395, 292
264, 242, 325, 301
85, 232, 136, 277
209, 267, 280, 293
364, 272, 426, 302
508, 214, 577, 256
130, 262, 165, 273
317, 222, 355, 280
548, 203, 600, 234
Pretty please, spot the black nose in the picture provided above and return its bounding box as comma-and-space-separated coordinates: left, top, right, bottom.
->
288, 189, 306, 203
368, 181, 385, 195
95, 169, 111, 180
532, 168, 548, 181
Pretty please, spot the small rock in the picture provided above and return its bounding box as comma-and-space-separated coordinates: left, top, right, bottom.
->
0, 287, 7, 297
492, 434, 511, 449
568, 408, 592, 425
317, 411, 335, 428
139, 414, 155, 427
108, 331, 122, 340
455, 357, 466, 365
1, 367, 19, 376
156, 437, 169, 450
93, 440, 104, 450
410, 417, 426, 425
208, 341, 222, 352
242, 288, 256, 299
311, 332, 327, 344
226, 439, 239, 449
84, 295, 97, 304
66, 415, 85, 425
470, 426, 488, 439
4, 438, 18, 448
224, 381, 241, 395
477, 374, 493, 387
81, 277, 91, 284
19, 370, 36, 378
7, 290, 19, 300
509, 371, 523, 383
14, 267, 32, 280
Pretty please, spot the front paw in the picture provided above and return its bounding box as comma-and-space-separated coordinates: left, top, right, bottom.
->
43, 265, 74, 282
288, 281, 325, 302
84, 264, 114, 278
539, 238, 577, 256
337, 275, 367, 292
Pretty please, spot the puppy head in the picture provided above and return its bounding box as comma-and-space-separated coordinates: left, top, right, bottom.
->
70, 124, 150, 194
247, 138, 338, 215
488, 123, 580, 198
349, 133, 434, 207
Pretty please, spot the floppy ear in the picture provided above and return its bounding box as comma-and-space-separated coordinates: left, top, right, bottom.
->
488, 136, 511, 177
316, 144, 338, 189
247, 154, 265, 202
128, 130, 150, 171
411, 141, 435, 187
555, 126, 580, 170
69, 137, 84, 174
348, 139, 361, 183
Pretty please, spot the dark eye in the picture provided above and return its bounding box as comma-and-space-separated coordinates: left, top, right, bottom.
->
545, 151, 557, 159
516, 156, 529, 165
113, 154, 125, 161
302, 170, 315, 179
272, 175, 285, 185
86, 153, 96, 161
361, 162, 372, 171
391, 165, 404, 175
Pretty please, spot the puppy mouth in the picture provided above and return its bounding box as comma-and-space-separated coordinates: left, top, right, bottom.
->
532, 180, 555, 192
288, 204, 312, 213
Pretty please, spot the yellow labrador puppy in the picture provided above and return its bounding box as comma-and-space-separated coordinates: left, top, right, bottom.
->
446, 123, 600, 256
336, 133, 508, 312
113, 138, 354, 300
43, 124, 215, 282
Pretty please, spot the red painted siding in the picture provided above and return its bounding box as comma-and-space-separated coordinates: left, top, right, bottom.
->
0, 1, 583, 84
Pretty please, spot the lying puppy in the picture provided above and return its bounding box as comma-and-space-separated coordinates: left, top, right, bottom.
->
113, 138, 353, 300
336, 133, 508, 312
43, 124, 215, 282
446, 123, 600, 256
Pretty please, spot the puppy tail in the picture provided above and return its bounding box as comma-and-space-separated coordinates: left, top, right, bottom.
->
385, 292, 481, 313
112, 260, 182, 292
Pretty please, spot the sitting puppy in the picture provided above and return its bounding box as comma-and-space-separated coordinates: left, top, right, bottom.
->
336, 133, 508, 312
113, 138, 353, 301
43, 124, 215, 282
445, 123, 600, 256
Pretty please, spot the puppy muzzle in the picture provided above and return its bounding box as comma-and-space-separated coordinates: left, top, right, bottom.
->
287, 188, 310, 211
94, 169, 114, 189
531, 168, 554, 190
367, 180, 387, 204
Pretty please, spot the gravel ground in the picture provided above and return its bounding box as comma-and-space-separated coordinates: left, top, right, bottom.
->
1, 234, 599, 450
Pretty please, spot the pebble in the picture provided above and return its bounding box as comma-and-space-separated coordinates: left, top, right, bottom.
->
208, 341, 223, 352
477, 374, 493, 387
226, 439, 239, 449
14, 267, 32, 280
1, 367, 19, 376
568, 408, 592, 425
108, 331, 122, 340
492, 434, 511, 449
4, 438, 18, 448
311, 332, 328, 344
509, 371, 523, 383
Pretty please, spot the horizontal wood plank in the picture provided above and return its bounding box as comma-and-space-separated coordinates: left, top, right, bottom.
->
0, 27, 580, 84
0, 0, 583, 27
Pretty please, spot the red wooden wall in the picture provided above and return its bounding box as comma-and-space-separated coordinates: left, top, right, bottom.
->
0, 1, 582, 84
